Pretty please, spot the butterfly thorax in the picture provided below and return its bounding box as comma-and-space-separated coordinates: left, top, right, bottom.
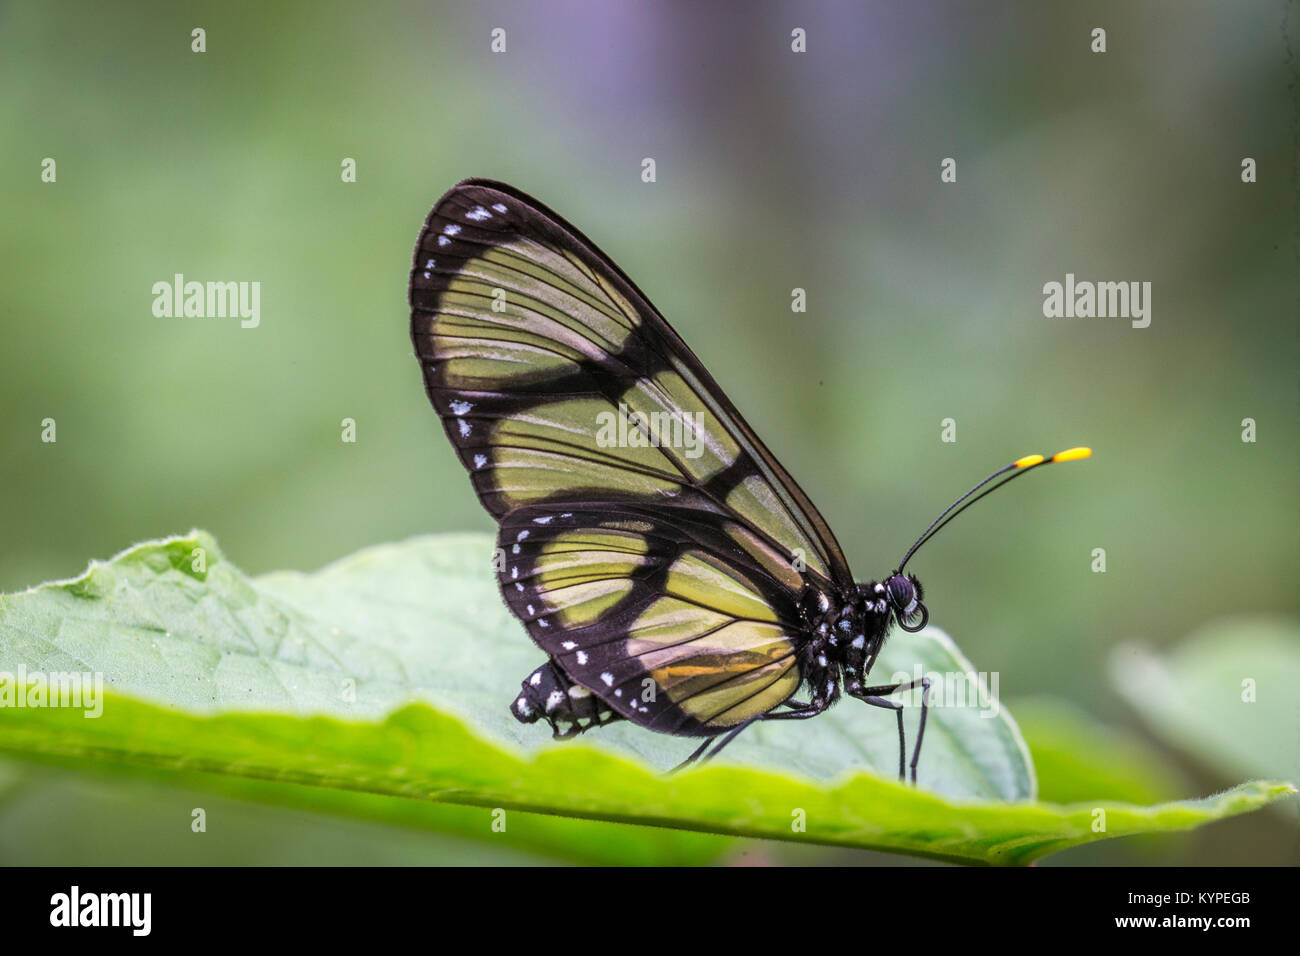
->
798, 580, 899, 707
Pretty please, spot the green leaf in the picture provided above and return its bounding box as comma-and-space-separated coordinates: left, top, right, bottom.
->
0, 755, 723, 866
1109, 619, 1300, 789
1011, 697, 1188, 805
0, 533, 1292, 865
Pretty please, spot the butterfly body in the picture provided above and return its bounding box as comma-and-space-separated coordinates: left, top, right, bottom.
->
408, 179, 1085, 777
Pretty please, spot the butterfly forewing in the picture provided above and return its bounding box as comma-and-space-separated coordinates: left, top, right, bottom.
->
409, 179, 852, 733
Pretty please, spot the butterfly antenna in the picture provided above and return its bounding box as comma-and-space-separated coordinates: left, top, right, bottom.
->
897, 447, 1091, 572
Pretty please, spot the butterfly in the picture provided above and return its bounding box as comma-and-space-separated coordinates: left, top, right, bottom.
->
408, 179, 1089, 780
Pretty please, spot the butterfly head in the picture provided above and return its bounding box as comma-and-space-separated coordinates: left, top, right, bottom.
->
885, 572, 927, 632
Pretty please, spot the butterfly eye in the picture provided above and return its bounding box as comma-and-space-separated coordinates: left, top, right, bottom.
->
885, 573, 915, 612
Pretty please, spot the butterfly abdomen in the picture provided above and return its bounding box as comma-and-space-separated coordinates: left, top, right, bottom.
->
512, 659, 623, 739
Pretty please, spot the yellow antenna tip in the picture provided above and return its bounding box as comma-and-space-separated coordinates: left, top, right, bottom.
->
1052, 446, 1092, 463
1013, 454, 1045, 468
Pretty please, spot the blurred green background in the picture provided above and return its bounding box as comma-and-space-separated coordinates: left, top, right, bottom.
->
0, 1, 1295, 865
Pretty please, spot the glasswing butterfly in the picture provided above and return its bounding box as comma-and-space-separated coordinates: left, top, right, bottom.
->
408, 179, 1089, 781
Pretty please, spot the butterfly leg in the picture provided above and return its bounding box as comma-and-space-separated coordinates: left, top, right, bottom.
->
849, 677, 932, 783
511, 659, 622, 739
670, 717, 763, 773
670, 700, 829, 773
670, 737, 718, 773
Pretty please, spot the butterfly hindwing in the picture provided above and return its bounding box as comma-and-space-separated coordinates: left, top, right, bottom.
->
498, 504, 803, 735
